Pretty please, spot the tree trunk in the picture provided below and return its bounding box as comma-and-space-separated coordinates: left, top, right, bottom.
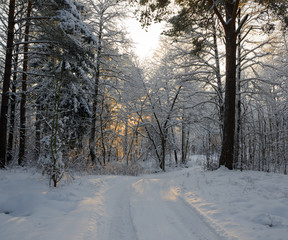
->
7, 81, 16, 165
219, 22, 237, 169
19, 0, 32, 166
35, 105, 41, 161
234, 10, 242, 169
89, 12, 103, 164
89, 45, 101, 165
0, 0, 16, 168
212, 18, 224, 128
160, 135, 166, 171
214, 0, 240, 170
100, 98, 106, 165
7, 44, 19, 165
123, 114, 128, 165
181, 118, 188, 164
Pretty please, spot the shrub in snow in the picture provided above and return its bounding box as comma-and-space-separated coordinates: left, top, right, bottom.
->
38, 135, 64, 187
98, 162, 144, 176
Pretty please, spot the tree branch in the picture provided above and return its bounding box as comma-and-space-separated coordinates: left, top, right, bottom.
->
235, 14, 249, 35
207, 0, 226, 28
232, 0, 240, 23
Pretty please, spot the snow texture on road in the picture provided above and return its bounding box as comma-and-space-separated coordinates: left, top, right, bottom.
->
130, 178, 222, 240
97, 177, 138, 240
95, 176, 223, 240
1, 161, 288, 240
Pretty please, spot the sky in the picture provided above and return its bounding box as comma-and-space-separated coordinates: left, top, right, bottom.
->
125, 17, 164, 60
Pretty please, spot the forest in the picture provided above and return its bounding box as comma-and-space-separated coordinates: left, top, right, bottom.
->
0, 0, 288, 187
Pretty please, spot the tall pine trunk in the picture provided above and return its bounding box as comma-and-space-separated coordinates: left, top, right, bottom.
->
208, 0, 247, 170
7, 44, 19, 165
19, 0, 32, 166
219, 12, 237, 170
0, 0, 16, 168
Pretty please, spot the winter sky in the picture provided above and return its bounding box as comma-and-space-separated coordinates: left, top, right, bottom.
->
126, 17, 164, 60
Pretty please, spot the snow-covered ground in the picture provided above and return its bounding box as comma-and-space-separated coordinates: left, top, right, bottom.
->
1, 157, 288, 240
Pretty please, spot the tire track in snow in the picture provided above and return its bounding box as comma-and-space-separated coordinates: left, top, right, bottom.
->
130, 178, 224, 240
99, 177, 138, 240
77, 178, 109, 240
167, 192, 223, 240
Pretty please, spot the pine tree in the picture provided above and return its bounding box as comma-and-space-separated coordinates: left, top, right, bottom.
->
0, 0, 16, 168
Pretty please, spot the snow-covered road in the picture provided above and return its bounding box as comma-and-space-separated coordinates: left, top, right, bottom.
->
1, 164, 288, 240
94, 176, 222, 240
